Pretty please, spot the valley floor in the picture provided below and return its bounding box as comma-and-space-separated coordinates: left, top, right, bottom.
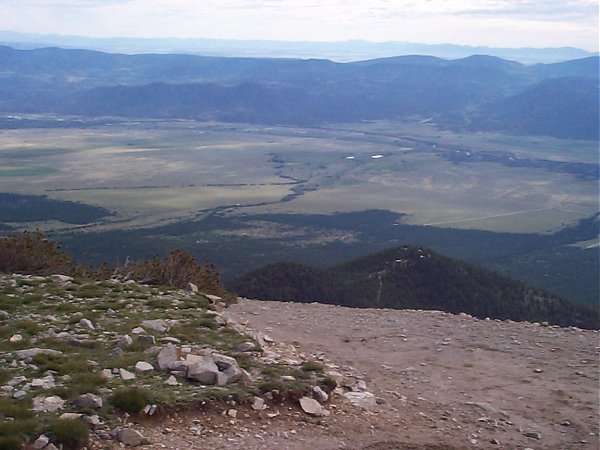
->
126, 300, 599, 449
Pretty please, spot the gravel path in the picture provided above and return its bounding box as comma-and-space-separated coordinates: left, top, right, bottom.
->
124, 300, 599, 449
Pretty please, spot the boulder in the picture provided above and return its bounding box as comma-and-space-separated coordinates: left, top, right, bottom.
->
0, 310, 10, 320
9, 334, 23, 343
119, 368, 136, 380
236, 342, 257, 352
73, 393, 103, 409
157, 344, 178, 370
117, 335, 133, 348
343, 391, 377, 410
50, 274, 74, 283
211, 353, 243, 384
142, 319, 169, 333
186, 358, 219, 384
187, 283, 198, 294
119, 428, 145, 446
32, 395, 65, 412
78, 318, 95, 330
32, 435, 49, 449
15, 348, 63, 359
313, 386, 329, 403
300, 396, 326, 416
135, 361, 154, 373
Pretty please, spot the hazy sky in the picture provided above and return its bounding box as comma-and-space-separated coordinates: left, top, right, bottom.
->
1, 0, 598, 50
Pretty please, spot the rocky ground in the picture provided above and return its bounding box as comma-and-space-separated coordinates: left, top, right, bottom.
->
224, 299, 600, 450
1, 275, 598, 450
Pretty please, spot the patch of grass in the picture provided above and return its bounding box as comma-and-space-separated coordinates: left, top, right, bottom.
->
109, 388, 152, 414
15, 319, 40, 335
147, 298, 172, 309
0, 435, 23, 450
301, 361, 324, 372
46, 419, 89, 450
31, 353, 91, 375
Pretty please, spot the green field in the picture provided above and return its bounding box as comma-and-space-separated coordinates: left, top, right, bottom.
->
0, 119, 597, 235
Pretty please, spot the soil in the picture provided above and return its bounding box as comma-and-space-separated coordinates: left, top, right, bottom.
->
116, 300, 599, 450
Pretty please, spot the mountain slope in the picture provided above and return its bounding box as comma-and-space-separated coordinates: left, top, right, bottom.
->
1, 46, 598, 139
230, 246, 599, 329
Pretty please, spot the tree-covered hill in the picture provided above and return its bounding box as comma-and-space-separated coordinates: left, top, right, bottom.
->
230, 246, 599, 330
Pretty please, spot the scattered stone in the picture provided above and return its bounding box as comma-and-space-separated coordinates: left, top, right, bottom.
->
60, 413, 83, 420
32, 395, 65, 412
118, 335, 133, 348
12, 390, 27, 399
281, 375, 296, 381
50, 274, 73, 283
343, 391, 377, 410
533, 368, 543, 374
131, 327, 146, 335
32, 435, 49, 449
524, 431, 542, 440
73, 393, 103, 409
119, 428, 145, 446
227, 409, 237, 418
313, 385, 329, 403
187, 282, 199, 293
119, 368, 136, 380
252, 397, 266, 411
300, 396, 326, 417
15, 348, 63, 359
135, 361, 154, 373
78, 318, 95, 330
236, 341, 256, 352
211, 353, 243, 384
9, 334, 23, 343
187, 358, 219, 384
137, 334, 156, 345
100, 369, 114, 379
142, 319, 169, 333
157, 344, 178, 370
165, 375, 179, 386
0, 310, 10, 320
83, 415, 102, 426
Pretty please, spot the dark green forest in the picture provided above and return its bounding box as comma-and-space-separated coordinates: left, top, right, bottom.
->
229, 246, 599, 330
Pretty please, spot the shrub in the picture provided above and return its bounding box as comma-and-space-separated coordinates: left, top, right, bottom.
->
109, 387, 151, 414
0, 436, 22, 450
301, 361, 324, 372
0, 231, 71, 275
46, 419, 89, 450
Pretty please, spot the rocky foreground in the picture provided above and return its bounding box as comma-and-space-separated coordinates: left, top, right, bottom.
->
0, 274, 598, 449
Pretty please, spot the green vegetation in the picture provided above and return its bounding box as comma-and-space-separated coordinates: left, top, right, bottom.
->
230, 245, 599, 330
46, 419, 89, 450
109, 388, 153, 414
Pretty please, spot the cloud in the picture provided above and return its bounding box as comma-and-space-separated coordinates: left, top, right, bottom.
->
0, 0, 597, 50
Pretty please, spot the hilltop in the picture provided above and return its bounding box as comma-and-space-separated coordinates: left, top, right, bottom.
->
230, 246, 599, 330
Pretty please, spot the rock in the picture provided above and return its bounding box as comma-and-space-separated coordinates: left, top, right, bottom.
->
135, 361, 154, 373
78, 318, 95, 330
118, 335, 133, 348
299, 396, 326, 416
165, 375, 178, 386
60, 413, 83, 420
227, 409, 237, 418
13, 390, 27, 399
15, 348, 63, 359
137, 334, 156, 345
187, 282, 198, 293
119, 428, 145, 446
313, 386, 329, 403
343, 391, 377, 410
142, 319, 169, 333
187, 358, 219, 384
32, 435, 49, 449
73, 393, 103, 409
131, 327, 146, 335
281, 375, 296, 381
83, 414, 102, 426
157, 344, 178, 370
32, 395, 65, 412
50, 274, 73, 283
110, 347, 124, 358
204, 294, 222, 303
9, 334, 23, 343
100, 369, 114, 379
45, 445, 59, 450
524, 431, 541, 440
236, 342, 257, 352
211, 353, 243, 384
252, 397, 266, 411
356, 380, 367, 391
0, 310, 10, 320
31, 376, 55, 389
533, 368, 543, 373
119, 368, 136, 380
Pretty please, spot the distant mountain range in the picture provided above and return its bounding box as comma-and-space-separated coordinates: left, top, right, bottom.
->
0, 46, 598, 140
1, 32, 597, 63
229, 246, 599, 330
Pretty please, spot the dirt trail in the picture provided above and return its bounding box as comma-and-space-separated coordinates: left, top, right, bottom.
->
129, 300, 599, 450
226, 300, 599, 450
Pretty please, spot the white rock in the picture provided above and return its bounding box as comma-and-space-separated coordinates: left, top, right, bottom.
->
299, 396, 325, 416
135, 361, 154, 373
252, 397, 266, 411
187, 282, 198, 293
15, 348, 63, 358
142, 319, 169, 333
32, 395, 65, 412
119, 428, 145, 446
165, 375, 178, 386
78, 318, 95, 330
9, 334, 23, 343
343, 391, 377, 410
119, 368, 136, 380
313, 385, 329, 403
131, 327, 146, 335
32, 435, 49, 449
50, 274, 74, 283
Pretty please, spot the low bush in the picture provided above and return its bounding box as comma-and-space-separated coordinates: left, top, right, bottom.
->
109, 387, 152, 414
46, 419, 89, 450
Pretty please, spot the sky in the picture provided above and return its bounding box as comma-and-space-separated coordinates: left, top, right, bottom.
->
0, 0, 598, 50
